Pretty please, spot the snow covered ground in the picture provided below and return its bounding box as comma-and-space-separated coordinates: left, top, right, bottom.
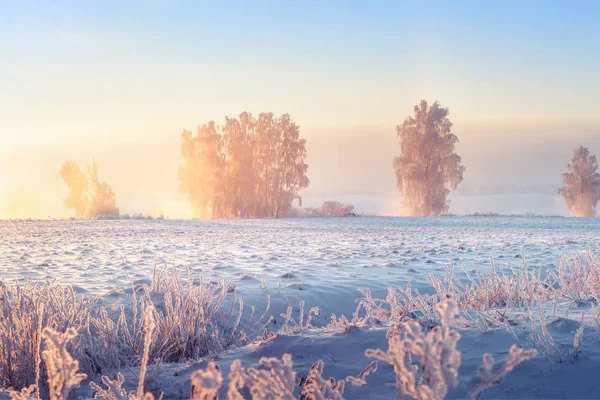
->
2, 216, 595, 295
1, 217, 600, 399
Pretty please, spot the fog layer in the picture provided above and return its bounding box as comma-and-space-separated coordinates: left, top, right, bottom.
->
1, 117, 599, 218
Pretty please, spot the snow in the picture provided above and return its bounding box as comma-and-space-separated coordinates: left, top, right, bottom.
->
2, 217, 595, 296
1, 217, 600, 399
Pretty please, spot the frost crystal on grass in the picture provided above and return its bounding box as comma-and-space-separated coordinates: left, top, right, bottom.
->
366, 294, 461, 400
190, 362, 223, 400
41, 328, 87, 400
469, 345, 537, 400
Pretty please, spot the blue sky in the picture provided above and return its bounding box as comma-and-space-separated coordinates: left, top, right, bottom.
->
1, 1, 600, 216
2, 0, 600, 139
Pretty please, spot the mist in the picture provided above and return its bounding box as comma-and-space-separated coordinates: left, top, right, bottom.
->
1, 117, 600, 219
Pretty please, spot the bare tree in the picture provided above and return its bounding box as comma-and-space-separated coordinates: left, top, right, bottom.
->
59, 160, 119, 218
558, 145, 600, 217
86, 160, 119, 218
59, 161, 88, 218
393, 100, 465, 216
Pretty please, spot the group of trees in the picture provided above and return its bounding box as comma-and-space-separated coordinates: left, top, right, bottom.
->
59, 160, 119, 218
58, 104, 600, 220
178, 112, 309, 219
392, 101, 600, 217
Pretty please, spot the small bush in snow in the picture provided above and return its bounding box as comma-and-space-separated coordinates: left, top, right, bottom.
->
469, 345, 536, 400
41, 328, 87, 400
366, 294, 461, 400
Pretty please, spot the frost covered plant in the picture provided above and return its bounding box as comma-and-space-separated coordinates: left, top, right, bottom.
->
572, 326, 584, 362
92, 267, 269, 372
328, 285, 422, 332
5, 385, 36, 400
0, 267, 268, 394
90, 373, 129, 400
366, 294, 462, 400
190, 362, 222, 400
41, 327, 87, 400
425, 251, 600, 315
89, 372, 156, 400
191, 354, 376, 400
458, 310, 490, 334
427, 259, 545, 312
352, 288, 391, 327
549, 251, 600, 305
589, 301, 600, 341
527, 301, 559, 362
469, 345, 537, 400
90, 311, 161, 400
299, 360, 345, 400
228, 354, 297, 399
0, 281, 95, 391
4, 304, 536, 400
104, 269, 240, 365
274, 301, 319, 336
344, 361, 378, 387
136, 305, 156, 399
299, 360, 378, 400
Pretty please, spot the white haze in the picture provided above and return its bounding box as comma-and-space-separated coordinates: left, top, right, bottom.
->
1, 117, 599, 218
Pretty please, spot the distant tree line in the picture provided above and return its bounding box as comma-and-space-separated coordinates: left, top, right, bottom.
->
56, 103, 600, 219
178, 112, 309, 219
286, 200, 357, 218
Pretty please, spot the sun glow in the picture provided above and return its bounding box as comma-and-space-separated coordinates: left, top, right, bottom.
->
1, 186, 42, 219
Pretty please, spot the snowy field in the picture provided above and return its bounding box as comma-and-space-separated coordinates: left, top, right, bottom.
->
2, 216, 594, 295
2, 217, 600, 399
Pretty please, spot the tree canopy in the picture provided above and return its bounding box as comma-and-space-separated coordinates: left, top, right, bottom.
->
393, 100, 465, 216
59, 160, 119, 219
178, 112, 309, 219
558, 146, 600, 217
